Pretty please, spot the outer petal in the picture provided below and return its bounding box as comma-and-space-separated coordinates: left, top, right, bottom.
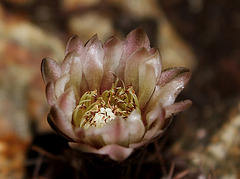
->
122, 27, 150, 59
142, 104, 165, 141
101, 37, 123, 92
54, 74, 70, 98
57, 87, 76, 120
82, 35, 104, 91
49, 105, 76, 141
158, 67, 190, 86
61, 51, 82, 98
124, 48, 150, 93
138, 50, 161, 109
41, 58, 61, 84
145, 71, 191, 114
165, 100, 192, 118
85, 117, 129, 147
126, 110, 145, 144
65, 35, 84, 55
129, 105, 165, 149
69, 143, 133, 162
46, 82, 56, 106
98, 145, 133, 161
117, 28, 151, 80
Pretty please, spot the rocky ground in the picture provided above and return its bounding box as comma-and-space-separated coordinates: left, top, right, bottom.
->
0, 0, 239, 178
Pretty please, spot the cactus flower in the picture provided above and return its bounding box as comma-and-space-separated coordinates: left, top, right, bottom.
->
41, 28, 191, 162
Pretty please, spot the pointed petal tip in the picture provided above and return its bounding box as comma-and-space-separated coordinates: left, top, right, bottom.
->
65, 34, 83, 55
165, 99, 192, 118
41, 57, 61, 84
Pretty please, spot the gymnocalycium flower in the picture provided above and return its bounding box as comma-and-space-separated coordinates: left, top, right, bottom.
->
41, 28, 191, 162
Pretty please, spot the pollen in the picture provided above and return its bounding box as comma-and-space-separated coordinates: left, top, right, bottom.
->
72, 78, 140, 129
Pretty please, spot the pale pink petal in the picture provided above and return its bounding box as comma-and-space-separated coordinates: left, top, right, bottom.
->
145, 103, 165, 129
145, 71, 191, 114
54, 74, 70, 98
126, 110, 145, 144
41, 58, 61, 84
101, 37, 123, 92
57, 87, 76, 120
85, 116, 129, 147
61, 51, 75, 75
117, 28, 151, 81
138, 50, 161, 109
65, 35, 84, 55
158, 67, 190, 86
124, 48, 150, 93
122, 27, 150, 59
129, 130, 164, 149
49, 105, 76, 141
82, 35, 104, 91
61, 51, 82, 98
46, 82, 56, 106
165, 100, 192, 118
69, 143, 133, 162
98, 144, 133, 162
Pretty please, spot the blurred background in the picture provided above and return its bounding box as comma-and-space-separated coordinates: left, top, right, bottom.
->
0, 0, 239, 178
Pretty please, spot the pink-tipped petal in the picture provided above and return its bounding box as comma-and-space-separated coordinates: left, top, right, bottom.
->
46, 82, 56, 106
124, 48, 150, 93
65, 35, 84, 55
49, 105, 76, 140
41, 58, 61, 84
69, 143, 133, 162
83, 35, 104, 91
61, 51, 82, 98
158, 67, 190, 86
117, 28, 151, 81
138, 51, 161, 109
58, 87, 76, 120
101, 37, 123, 92
127, 110, 145, 144
146, 71, 191, 114
122, 27, 150, 59
98, 144, 133, 162
54, 74, 70, 98
165, 100, 192, 118
143, 105, 165, 141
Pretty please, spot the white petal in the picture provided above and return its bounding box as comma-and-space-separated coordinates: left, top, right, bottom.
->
126, 110, 145, 144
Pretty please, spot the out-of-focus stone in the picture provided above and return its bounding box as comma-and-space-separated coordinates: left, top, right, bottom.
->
1, 0, 34, 6
157, 17, 197, 70
68, 12, 114, 43
190, 101, 240, 177
0, 134, 29, 179
61, 0, 100, 12
0, 3, 65, 137
107, 0, 159, 18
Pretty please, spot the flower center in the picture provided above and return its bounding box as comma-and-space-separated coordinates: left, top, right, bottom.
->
72, 79, 139, 129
